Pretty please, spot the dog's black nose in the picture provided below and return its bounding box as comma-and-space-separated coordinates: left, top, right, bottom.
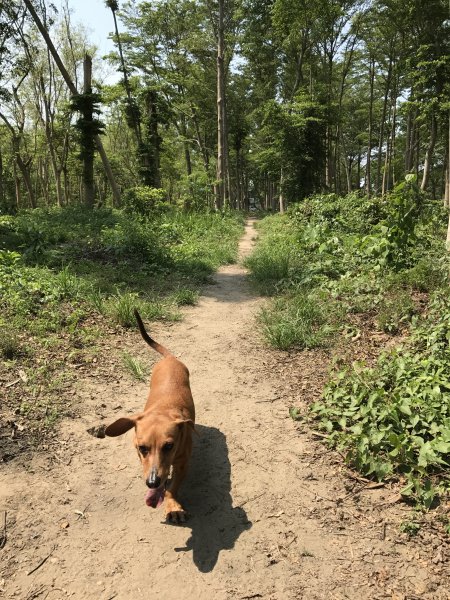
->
146, 475, 161, 489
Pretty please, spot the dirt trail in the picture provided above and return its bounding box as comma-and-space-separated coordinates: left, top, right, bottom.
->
1, 220, 448, 600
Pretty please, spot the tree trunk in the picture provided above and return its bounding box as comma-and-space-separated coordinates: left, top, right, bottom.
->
0, 147, 3, 208
192, 106, 210, 173
421, 114, 438, 191
405, 101, 415, 174
82, 55, 95, 208
23, 0, 121, 205
376, 57, 392, 192
14, 161, 21, 210
180, 113, 192, 177
366, 58, 375, 198
279, 168, 285, 214
145, 89, 161, 188
16, 154, 35, 208
445, 112, 450, 209
382, 86, 398, 196
110, 6, 142, 147
215, 0, 226, 210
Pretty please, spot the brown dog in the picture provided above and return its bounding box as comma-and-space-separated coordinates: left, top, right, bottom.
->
105, 309, 195, 523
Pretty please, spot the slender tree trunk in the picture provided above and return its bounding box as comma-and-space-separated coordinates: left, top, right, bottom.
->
23, 0, 121, 205
325, 125, 332, 189
415, 123, 420, 178
16, 155, 35, 208
192, 107, 210, 173
279, 168, 285, 213
445, 112, 450, 208
145, 90, 161, 188
14, 161, 21, 210
344, 156, 352, 193
381, 92, 398, 195
421, 114, 438, 191
366, 58, 375, 198
376, 57, 392, 192
235, 145, 242, 209
110, 6, 142, 146
0, 147, 3, 208
179, 114, 192, 177
357, 148, 361, 189
63, 167, 70, 204
405, 99, 415, 174
215, 0, 226, 210
382, 104, 392, 197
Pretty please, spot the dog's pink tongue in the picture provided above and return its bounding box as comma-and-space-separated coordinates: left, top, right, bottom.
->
145, 488, 165, 509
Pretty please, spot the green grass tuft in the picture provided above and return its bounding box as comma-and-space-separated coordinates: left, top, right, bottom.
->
122, 352, 148, 381
259, 293, 333, 350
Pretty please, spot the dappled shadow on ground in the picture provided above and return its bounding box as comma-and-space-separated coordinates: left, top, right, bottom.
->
172, 424, 251, 572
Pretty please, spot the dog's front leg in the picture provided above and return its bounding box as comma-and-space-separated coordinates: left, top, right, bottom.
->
165, 459, 189, 523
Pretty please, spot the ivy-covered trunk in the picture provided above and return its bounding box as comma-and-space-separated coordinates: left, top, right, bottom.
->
82, 55, 95, 208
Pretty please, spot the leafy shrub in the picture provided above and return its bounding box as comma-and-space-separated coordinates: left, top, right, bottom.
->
122, 186, 168, 216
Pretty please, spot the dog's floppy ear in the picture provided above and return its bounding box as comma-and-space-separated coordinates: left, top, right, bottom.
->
105, 416, 139, 437
175, 418, 198, 436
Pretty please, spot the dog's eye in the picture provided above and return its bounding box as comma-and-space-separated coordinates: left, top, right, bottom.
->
162, 442, 174, 452
138, 445, 149, 456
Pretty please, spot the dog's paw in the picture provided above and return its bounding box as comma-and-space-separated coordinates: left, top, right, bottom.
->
165, 500, 188, 524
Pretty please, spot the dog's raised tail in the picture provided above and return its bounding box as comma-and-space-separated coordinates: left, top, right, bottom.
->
134, 309, 172, 357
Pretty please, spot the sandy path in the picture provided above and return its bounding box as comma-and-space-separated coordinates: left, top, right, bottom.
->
1, 220, 448, 600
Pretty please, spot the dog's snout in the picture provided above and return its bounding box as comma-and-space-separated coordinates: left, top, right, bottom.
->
146, 475, 161, 489
147, 475, 161, 489
146, 467, 161, 489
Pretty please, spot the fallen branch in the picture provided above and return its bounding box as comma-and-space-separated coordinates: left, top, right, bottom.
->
27, 545, 56, 576
0, 511, 7, 549
237, 492, 265, 508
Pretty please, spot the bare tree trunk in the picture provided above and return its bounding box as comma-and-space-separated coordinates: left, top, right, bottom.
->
344, 156, 352, 193
421, 114, 438, 191
14, 162, 21, 210
180, 114, 192, 177
376, 56, 392, 192
109, 4, 142, 146
381, 91, 398, 195
192, 107, 210, 173
445, 112, 450, 208
16, 154, 35, 208
405, 102, 415, 174
0, 147, 3, 208
145, 90, 161, 188
325, 125, 332, 189
279, 168, 285, 214
366, 58, 375, 198
215, 0, 226, 210
357, 148, 361, 189
23, 0, 121, 205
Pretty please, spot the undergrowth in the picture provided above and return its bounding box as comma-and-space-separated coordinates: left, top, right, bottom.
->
246, 181, 450, 509
313, 292, 450, 508
0, 205, 243, 452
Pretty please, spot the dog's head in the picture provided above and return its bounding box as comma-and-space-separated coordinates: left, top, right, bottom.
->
105, 411, 194, 507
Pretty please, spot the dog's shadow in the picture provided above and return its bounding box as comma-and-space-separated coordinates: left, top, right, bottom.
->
173, 424, 251, 572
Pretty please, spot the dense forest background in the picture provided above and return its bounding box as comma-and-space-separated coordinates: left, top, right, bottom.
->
0, 0, 449, 214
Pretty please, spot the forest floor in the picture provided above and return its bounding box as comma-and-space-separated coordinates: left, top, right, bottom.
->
0, 219, 449, 600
